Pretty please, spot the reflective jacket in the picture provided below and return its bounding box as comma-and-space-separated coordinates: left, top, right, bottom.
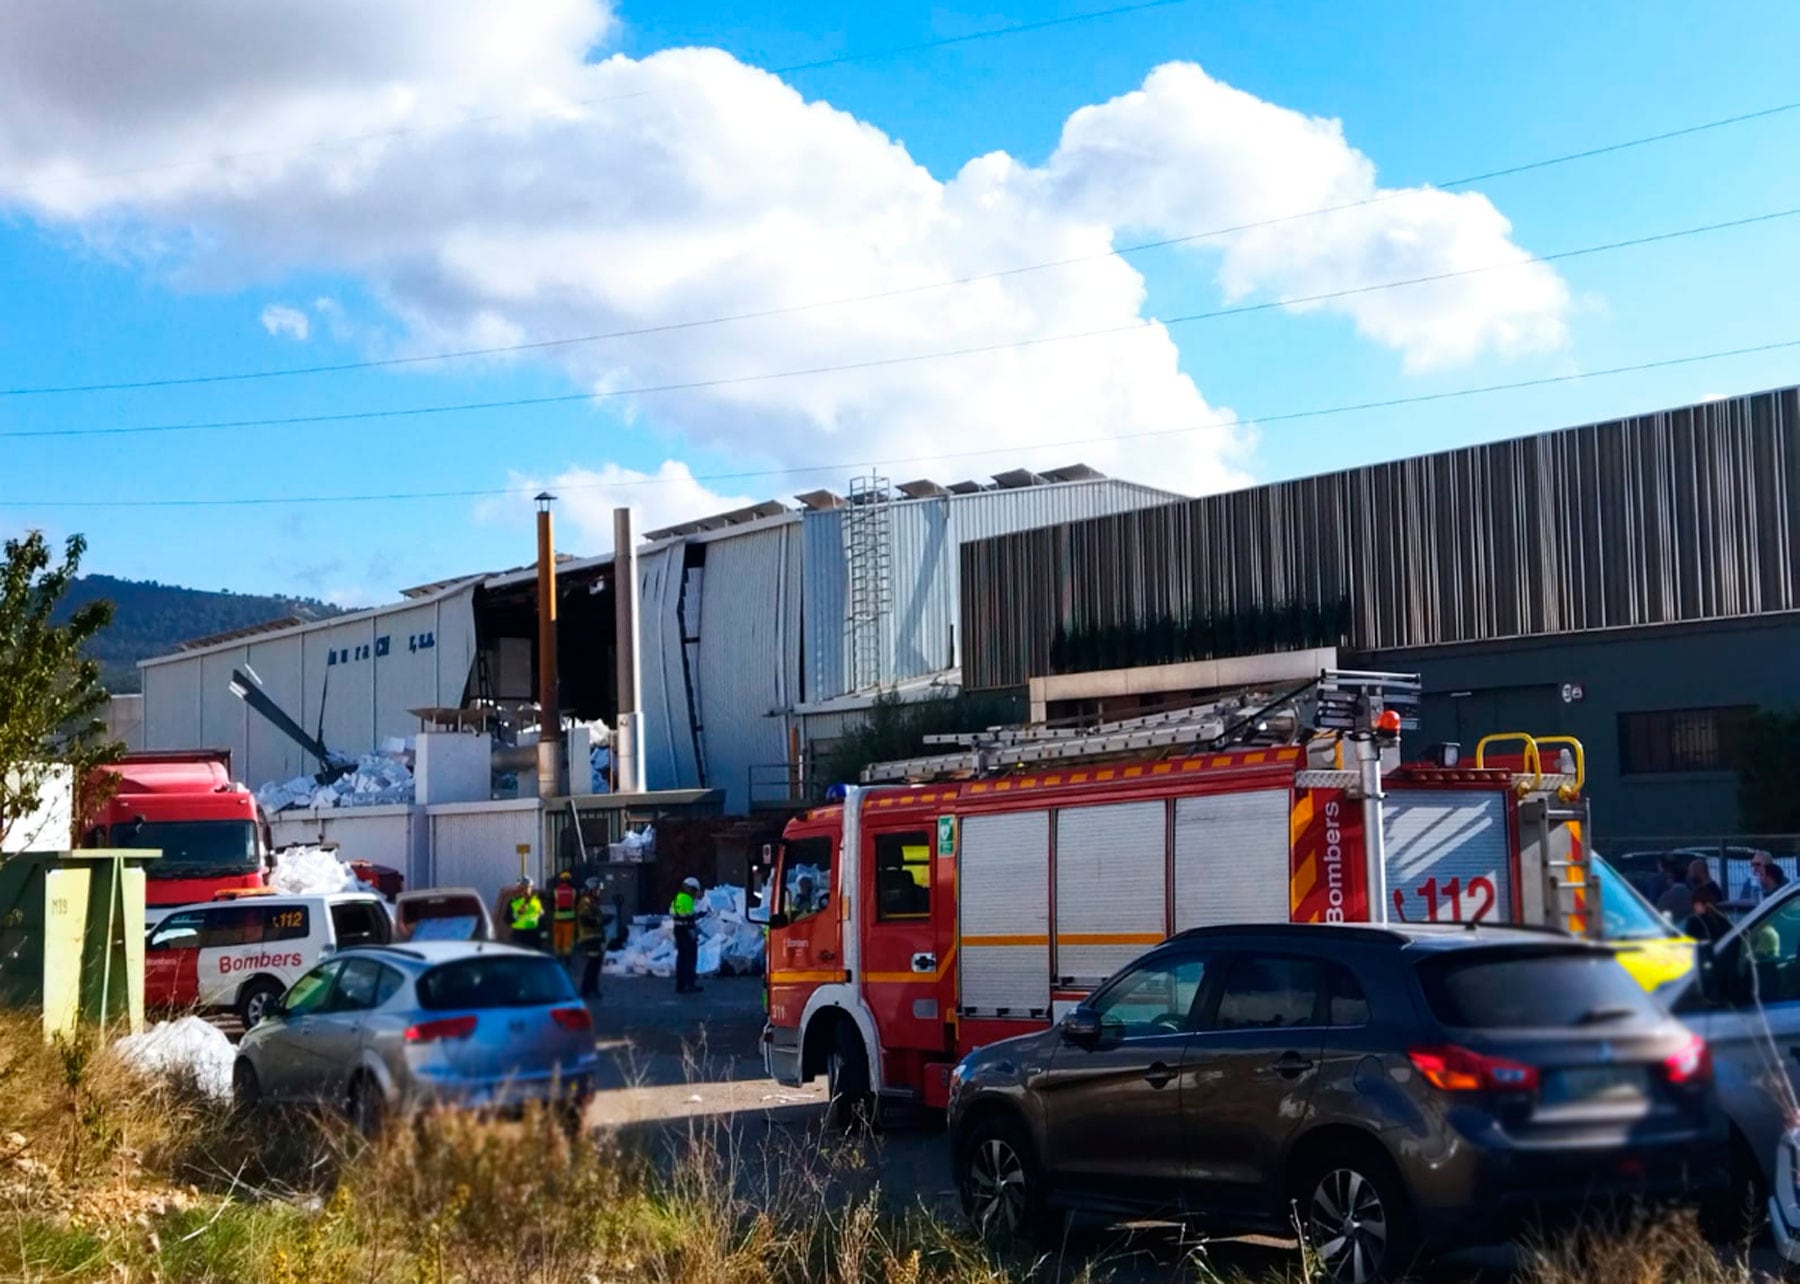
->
670, 890, 698, 931
553, 881, 577, 921
509, 893, 543, 932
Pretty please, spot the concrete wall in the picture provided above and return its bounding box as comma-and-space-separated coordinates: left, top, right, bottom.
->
269, 804, 427, 889
1376, 612, 1800, 840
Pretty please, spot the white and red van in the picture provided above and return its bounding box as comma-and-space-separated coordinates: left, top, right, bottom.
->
144, 893, 393, 1027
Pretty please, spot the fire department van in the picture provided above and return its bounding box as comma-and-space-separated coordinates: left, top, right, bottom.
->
761, 672, 1607, 1118
145, 892, 393, 1027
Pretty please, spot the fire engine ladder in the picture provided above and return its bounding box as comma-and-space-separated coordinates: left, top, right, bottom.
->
1477, 734, 1599, 939
861, 669, 1421, 783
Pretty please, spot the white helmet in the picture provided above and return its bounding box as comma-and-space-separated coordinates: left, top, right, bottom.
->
682, 876, 702, 891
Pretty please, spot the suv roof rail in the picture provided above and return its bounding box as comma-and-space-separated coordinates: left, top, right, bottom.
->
1168, 922, 1408, 946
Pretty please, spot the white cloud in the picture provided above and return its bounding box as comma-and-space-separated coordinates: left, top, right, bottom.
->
480, 460, 756, 553
259, 303, 310, 341
0, 2, 1571, 499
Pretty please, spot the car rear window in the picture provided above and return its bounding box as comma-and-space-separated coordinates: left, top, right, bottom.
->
1415, 948, 1660, 1029
417, 956, 576, 1010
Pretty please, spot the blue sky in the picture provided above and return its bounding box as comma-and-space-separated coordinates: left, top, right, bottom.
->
1, 0, 1797, 604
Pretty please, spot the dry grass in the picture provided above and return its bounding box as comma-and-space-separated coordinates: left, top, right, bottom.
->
0, 1012, 1778, 1283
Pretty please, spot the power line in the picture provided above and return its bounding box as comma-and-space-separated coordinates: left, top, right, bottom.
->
5, 204, 1794, 441
4, 98, 1798, 398
10, 339, 1796, 509
0, 0, 1189, 202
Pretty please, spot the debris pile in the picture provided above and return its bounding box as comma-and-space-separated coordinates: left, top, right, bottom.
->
267, 844, 370, 896
604, 883, 766, 979
113, 1017, 234, 1100
255, 743, 414, 814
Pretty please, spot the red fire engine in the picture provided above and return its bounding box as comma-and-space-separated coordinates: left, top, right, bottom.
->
762, 672, 1595, 1116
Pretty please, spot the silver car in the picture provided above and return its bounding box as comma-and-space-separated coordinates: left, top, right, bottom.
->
232, 941, 600, 1129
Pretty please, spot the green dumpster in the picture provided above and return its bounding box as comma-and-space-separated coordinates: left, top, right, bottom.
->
0, 848, 157, 1041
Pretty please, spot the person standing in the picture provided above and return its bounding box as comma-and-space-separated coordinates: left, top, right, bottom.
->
551, 870, 578, 960
671, 875, 706, 995
576, 876, 605, 999
1683, 882, 1733, 945
508, 877, 545, 952
1741, 855, 1789, 906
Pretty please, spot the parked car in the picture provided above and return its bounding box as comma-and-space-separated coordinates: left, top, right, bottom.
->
394, 887, 494, 942
948, 923, 1727, 1282
232, 941, 599, 1130
145, 891, 393, 1026
1660, 881, 1800, 1235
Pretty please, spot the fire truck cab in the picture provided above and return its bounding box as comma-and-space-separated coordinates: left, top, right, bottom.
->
762, 672, 1605, 1116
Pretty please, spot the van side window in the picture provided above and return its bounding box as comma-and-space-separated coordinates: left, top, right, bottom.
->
201, 907, 264, 948
780, 837, 834, 924
148, 911, 205, 951
874, 831, 932, 920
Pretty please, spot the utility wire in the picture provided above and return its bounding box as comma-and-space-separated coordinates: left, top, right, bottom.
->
0, 0, 1188, 201
3, 98, 1797, 398
10, 338, 1796, 509
4, 204, 1794, 440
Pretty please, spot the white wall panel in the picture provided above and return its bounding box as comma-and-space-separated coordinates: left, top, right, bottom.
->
142, 658, 202, 753
198, 650, 250, 780
242, 635, 307, 787
426, 800, 543, 910
270, 804, 425, 889
695, 528, 791, 812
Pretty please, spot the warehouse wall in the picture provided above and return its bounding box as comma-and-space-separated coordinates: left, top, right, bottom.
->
962, 387, 1800, 689
804, 478, 1179, 700
1378, 612, 1800, 839
139, 583, 478, 788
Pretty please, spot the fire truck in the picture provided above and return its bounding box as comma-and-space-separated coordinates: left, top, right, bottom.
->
762, 671, 1608, 1117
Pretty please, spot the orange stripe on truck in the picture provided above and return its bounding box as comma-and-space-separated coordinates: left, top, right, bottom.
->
962, 933, 1050, 947
1055, 932, 1164, 946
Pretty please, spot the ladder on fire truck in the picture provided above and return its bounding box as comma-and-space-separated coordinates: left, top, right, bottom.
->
860, 669, 1422, 783
1475, 733, 1598, 938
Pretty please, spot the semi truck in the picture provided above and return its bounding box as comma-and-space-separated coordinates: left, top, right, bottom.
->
761, 671, 1671, 1117
83, 751, 269, 907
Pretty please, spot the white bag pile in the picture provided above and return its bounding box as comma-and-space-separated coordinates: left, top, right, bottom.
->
114, 1016, 234, 1100
255, 742, 415, 815
267, 844, 367, 895
603, 882, 766, 979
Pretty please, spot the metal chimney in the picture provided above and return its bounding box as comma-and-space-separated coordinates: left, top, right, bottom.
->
612, 507, 645, 793
535, 493, 564, 798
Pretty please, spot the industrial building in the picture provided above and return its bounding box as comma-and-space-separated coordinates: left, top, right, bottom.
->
138, 467, 1177, 813
958, 384, 1800, 844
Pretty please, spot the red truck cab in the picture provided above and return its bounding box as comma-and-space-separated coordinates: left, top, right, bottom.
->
85, 751, 268, 908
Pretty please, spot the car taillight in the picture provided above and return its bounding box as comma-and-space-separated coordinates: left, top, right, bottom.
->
551, 1006, 593, 1032
1408, 1045, 1540, 1093
1662, 1033, 1712, 1085
404, 1015, 478, 1043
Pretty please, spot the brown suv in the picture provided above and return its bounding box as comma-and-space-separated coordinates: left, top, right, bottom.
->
947, 923, 1727, 1282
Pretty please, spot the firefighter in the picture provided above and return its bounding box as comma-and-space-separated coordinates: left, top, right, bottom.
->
671, 875, 706, 994
508, 877, 545, 951
576, 876, 605, 999
551, 869, 578, 960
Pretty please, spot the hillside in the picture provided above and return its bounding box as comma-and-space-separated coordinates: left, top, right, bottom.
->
58, 575, 345, 693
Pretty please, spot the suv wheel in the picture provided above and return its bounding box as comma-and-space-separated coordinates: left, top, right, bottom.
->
347, 1074, 386, 1138
958, 1115, 1042, 1245
237, 977, 283, 1029
1299, 1157, 1416, 1283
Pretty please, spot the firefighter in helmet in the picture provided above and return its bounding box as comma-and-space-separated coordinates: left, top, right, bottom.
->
551, 869, 579, 960
508, 877, 545, 951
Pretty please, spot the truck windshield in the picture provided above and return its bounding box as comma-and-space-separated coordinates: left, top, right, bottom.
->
111, 820, 258, 875
1593, 855, 1678, 941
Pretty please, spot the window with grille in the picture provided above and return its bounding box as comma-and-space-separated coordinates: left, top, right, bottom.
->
1618, 706, 1753, 774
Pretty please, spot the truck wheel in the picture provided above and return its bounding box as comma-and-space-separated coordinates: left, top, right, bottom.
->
237, 977, 283, 1029
824, 1021, 873, 1131
958, 1114, 1044, 1245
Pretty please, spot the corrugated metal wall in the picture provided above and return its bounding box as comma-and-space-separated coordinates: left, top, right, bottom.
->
139, 584, 478, 787
802, 479, 1181, 700
637, 543, 702, 791
694, 525, 798, 813
963, 388, 1800, 689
